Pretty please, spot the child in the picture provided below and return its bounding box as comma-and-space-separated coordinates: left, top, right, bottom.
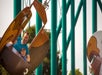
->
13, 32, 30, 62
20, 48, 27, 61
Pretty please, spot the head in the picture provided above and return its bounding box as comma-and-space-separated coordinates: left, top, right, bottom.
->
21, 48, 26, 56
22, 32, 29, 44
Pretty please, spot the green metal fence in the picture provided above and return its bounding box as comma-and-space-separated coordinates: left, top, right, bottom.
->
53, 0, 87, 75
13, 0, 102, 75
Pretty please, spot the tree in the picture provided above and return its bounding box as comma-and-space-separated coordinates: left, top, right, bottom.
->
68, 68, 82, 75
0, 65, 9, 75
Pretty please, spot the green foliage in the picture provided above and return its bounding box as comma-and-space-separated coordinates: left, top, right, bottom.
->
0, 65, 9, 75
42, 51, 62, 75
68, 68, 82, 75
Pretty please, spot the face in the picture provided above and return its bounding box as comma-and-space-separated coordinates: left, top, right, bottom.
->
22, 32, 29, 44
21, 49, 26, 56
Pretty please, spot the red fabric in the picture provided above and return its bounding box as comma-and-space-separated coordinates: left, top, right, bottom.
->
91, 56, 101, 75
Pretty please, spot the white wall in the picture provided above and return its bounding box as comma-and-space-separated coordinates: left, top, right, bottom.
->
0, 0, 13, 37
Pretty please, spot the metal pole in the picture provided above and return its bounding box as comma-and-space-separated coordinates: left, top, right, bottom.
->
51, 0, 57, 74
35, 0, 42, 75
71, 0, 75, 75
83, 0, 87, 75
97, 0, 102, 12
56, 0, 83, 49
14, 0, 21, 18
92, 0, 97, 33
66, 0, 83, 48
14, 0, 21, 37
56, 0, 71, 38
62, 0, 67, 75
35, 0, 42, 34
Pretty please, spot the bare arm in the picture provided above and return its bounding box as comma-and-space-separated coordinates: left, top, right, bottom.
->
26, 54, 30, 62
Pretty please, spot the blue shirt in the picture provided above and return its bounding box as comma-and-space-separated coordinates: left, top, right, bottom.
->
13, 36, 29, 55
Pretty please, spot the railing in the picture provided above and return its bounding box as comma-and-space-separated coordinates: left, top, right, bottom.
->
14, 0, 102, 75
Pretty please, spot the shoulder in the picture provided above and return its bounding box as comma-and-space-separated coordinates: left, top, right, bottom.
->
17, 36, 22, 40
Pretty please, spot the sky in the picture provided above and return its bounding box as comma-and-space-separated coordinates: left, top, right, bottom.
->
0, 0, 102, 74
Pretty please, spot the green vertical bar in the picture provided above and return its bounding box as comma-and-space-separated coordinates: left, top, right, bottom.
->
35, 0, 42, 75
92, 0, 97, 33
35, 11, 42, 34
97, 0, 102, 12
13, 0, 21, 18
71, 0, 75, 75
35, 64, 42, 75
66, 1, 83, 48
62, 0, 67, 75
51, 0, 57, 75
56, 0, 71, 38
14, 0, 21, 37
83, 0, 87, 75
